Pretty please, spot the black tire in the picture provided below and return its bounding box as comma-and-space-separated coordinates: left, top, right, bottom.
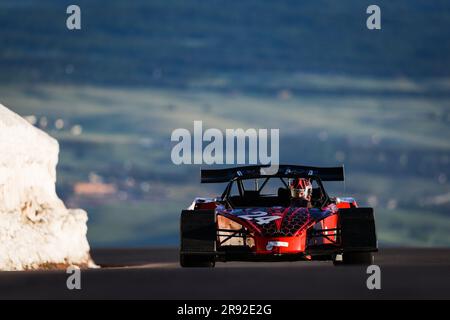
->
180, 210, 216, 268
338, 208, 377, 250
180, 254, 215, 268
333, 252, 374, 266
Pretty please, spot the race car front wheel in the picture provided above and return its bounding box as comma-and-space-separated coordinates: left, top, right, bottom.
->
333, 252, 374, 266
180, 210, 216, 268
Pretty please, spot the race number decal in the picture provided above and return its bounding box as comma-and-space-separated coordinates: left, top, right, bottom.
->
239, 211, 281, 225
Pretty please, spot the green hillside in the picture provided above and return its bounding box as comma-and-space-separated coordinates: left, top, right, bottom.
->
0, 1, 449, 246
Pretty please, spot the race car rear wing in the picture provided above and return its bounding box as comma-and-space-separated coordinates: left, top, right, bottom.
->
201, 165, 345, 183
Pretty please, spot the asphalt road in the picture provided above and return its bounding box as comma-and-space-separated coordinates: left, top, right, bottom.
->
0, 248, 449, 299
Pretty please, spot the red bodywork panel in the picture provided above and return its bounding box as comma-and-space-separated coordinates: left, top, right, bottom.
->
190, 197, 356, 255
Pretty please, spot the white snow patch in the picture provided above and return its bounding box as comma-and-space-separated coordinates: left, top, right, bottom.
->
0, 104, 96, 271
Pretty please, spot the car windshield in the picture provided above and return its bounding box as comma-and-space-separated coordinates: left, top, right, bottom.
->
224, 176, 328, 208
230, 177, 320, 195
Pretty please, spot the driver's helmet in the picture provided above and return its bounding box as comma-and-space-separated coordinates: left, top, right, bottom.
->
289, 178, 312, 201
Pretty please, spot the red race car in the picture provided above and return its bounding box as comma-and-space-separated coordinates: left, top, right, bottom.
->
180, 165, 377, 267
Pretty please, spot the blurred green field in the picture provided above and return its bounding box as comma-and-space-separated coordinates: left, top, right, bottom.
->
1, 0, 450, 247
2, 0, 450, 85
1, 84, 449, 246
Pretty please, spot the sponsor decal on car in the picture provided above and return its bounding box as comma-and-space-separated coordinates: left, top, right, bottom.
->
266, 241, 289, 251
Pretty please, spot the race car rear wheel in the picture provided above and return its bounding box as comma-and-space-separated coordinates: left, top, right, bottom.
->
333, 252, 374, 266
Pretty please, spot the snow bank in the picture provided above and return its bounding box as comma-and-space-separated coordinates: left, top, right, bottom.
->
0, 104, 95, 270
